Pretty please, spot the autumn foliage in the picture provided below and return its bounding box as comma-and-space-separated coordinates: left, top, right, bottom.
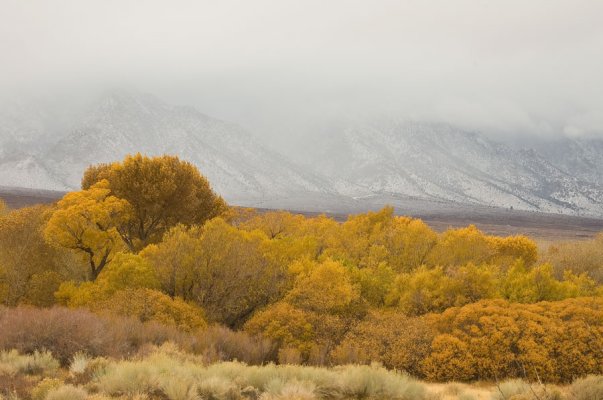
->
0, 154, 602, 384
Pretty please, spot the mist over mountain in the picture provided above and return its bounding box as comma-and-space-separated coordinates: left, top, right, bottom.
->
0, 91, 335, 204
0, 91, 602, 217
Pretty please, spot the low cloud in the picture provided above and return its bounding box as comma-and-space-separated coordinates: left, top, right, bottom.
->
1, 0, 602, 142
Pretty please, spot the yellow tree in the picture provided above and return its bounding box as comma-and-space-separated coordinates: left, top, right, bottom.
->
82, 154, 226, 251
0, 199, 8, 216
326, 207, 395, 267
141, 224, 203, 300
426, 225, 495, 266
491, 235, 538, 267
241, 211, 305, 239
192, 218, 288, 328
0, 205, 81, 306
285, 259, 360, 313
380, 216, 438, 272
44, 181, 131, 280
55, 252, 160, 306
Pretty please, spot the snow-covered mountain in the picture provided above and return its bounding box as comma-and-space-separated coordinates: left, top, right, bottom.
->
0, 91, 335, 203
303, 121, 603, 216
532, 137, 603, 187
1, 92, 602, 217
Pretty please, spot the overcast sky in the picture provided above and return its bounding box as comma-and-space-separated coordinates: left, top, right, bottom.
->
1, 0, 602, 143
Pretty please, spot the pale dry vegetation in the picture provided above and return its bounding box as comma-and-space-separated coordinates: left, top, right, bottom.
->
0, 345, 601, 400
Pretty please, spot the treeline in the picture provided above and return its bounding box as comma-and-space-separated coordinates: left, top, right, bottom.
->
0, 154, 602, 383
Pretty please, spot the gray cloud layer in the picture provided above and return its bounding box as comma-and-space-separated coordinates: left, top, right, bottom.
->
1, 0, 602, 142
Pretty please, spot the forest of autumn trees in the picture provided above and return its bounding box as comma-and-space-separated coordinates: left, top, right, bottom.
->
0, 154, 602, 383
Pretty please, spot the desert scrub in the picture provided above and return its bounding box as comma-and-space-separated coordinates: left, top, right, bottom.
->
567, 375, 603, 400
0, 349, 59, 376
45, 384, 87, 400
491, 379, 564, 400
69, 352, 90, 376
30, 378, 63, 400
491, 379, 531, 400
93, 345, 427, 400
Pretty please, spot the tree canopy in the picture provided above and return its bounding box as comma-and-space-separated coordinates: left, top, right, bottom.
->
82, 154, 226, 251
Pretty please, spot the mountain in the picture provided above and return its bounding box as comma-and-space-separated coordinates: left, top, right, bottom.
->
302, 121, 603, 217
0, 91, 335, 204
532, 137, 603, 187
1, 92, 602, 217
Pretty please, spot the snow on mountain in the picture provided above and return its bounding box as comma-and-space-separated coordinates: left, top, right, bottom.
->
532, 137, 603, 187
1, 91, 335, 203
305, 120, 603, 216
0, 93, 602, 217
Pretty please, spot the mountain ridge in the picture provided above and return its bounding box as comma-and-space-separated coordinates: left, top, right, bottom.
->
1, 91, 602, 217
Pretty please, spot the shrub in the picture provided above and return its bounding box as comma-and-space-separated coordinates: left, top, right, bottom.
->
92, 288, 207, 332
45, 384, 87, 400
195, 325, 275, 364
568, 375, 603, 400
69, 352, 90, 376
0, 349, 59, 376
93, 347, 427, 400
0, 306, 193, 365
30, 378, 63, 400
491, 379, 531, 400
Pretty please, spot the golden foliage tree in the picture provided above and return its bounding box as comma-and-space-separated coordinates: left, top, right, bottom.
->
421, 334, 475, 381
44, 182, 131, 280
55, 252, 160, 307
0, 205, 82, 306
140, 224, 203, 300
331, 310, 434, 376
244, 302, 315, 355
82, 154, 226, 251
0, 199, 8, 216
189, 218, 287, 328
426, 225, 495, 266
285, 259, 360, 313
94, 288, 207, 332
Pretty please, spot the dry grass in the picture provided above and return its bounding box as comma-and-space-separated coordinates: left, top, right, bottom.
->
0, 346, 600, 400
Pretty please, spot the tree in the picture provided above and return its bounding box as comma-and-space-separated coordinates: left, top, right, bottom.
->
55, 252, 160, 307
386, 266, 459, 315
44, 181, 131, 280
426, 225, 495, 267
285, 259, 360, 313
244, 302, 315, 355
94, 288, 207, 332
0, 199, 8, 216
331, 310, 434, 375
241, 211, 305, 239
421, 334, 475, 381
501, 261, 597, 302
190, 218, 287, 328
380, 216, 438, 272
82, 154, 226, 251
491, 235, 538, 267
95, 252, 160, 294
0, 205, 82, 305
140, 224, 203, 300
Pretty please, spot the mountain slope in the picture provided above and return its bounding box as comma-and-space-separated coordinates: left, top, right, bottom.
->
305, 121, 603, 216
1, 91, 335, 203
